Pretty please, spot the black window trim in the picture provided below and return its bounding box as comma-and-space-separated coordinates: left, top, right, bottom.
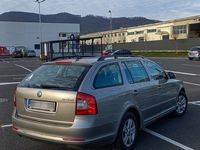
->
143, 60, 168, 81
122, 60, 150, 84
93, 62, 124, 89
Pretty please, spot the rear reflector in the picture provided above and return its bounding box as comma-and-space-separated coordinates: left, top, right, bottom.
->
12, 126, 18, 131
13, 89, 16, 108
76, 92, 98, 115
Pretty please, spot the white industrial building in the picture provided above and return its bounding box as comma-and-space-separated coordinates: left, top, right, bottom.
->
0, 21, 80, 55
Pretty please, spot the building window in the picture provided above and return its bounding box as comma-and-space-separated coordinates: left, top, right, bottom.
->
173, 25, 187, 34
59, 32, 67, 37
119, 33, 121, 36
122, 33, 125, 36
135, 31, 144, 34
147, 29, 156, 33
138, 37, 144, 42
34, 44, 40, 49
127, 32, 135, 35
115, 33, 117, 37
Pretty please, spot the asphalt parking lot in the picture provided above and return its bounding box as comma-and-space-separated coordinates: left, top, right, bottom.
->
0, 57, 200, 150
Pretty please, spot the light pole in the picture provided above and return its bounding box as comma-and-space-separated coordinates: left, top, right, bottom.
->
108, 10, 113, 44
35, 0, 45, 51
108, 10, 112, 30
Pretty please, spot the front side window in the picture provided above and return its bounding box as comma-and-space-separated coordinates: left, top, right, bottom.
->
94, 63, 123, 89
123, 61, 150, 83
144, 61, 166, 80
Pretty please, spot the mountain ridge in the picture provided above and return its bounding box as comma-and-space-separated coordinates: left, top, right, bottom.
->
0, 11, 160, 34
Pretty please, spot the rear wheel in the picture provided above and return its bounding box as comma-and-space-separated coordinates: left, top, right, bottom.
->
114, 112, 138, 150
173, 91, 188, 117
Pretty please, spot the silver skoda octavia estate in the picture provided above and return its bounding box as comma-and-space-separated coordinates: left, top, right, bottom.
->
12, 56, 188, 150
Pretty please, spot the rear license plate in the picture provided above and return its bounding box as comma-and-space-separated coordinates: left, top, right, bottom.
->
26, 99, 56, 112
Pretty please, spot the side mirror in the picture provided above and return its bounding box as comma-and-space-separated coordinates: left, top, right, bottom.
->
167, 72, 176, 79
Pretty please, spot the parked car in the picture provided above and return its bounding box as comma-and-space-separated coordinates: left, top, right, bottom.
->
188, 46, 200, 60
12, 46, 27, 58
109, 49, 132, 56
26, 50, 36, 57
101, 49, 115, 56
0, 46, 11, 57
102, 49, 132, 56
12, 56, 188, 150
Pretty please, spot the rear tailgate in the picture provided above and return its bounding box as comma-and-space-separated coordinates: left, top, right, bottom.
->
16, 87, 77, 125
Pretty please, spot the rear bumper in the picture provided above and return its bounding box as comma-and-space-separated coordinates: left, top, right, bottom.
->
12, 112, 116, 146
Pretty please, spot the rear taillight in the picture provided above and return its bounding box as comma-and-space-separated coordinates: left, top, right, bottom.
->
13, 89, 16, 107
75, 92, 98, 115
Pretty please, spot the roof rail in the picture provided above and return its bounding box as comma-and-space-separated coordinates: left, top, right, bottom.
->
97, 55, 144, 61
51, 55, 95, 61
97, 55, 118, 61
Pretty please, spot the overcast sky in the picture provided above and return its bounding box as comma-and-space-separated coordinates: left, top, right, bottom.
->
1, 0, 200, 21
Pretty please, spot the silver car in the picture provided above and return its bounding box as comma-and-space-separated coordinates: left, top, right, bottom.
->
188, 46, 200, 60
12, 56, 188, 150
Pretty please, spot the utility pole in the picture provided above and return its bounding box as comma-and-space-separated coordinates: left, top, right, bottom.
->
35, 0, 45, 52
108, 10, 113, 44
108, 10, 112, 30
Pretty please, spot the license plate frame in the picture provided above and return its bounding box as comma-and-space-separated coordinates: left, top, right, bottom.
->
26, 99, 56, 113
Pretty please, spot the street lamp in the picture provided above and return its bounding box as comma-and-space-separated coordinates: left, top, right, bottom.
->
35, 0, 45, 50
108, 10, 112, 30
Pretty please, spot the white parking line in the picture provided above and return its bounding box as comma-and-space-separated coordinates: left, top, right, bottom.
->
183, 82, 200, 87
1, 124, 12, 128
15, 64, 32, 73
0, 82, 20, 86
144, 128, 194, 150
189, 101, 200, 106
166, 70, 198, 76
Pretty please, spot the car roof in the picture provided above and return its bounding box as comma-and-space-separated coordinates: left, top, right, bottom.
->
45, 56, 146, 66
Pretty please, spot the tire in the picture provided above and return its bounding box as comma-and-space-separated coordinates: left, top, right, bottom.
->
188, 57, 193, 60
173, 91, 188, 117
114, 112, 138, 150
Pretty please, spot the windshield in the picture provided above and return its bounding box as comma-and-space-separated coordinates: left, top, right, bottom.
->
190, 47, 200, 51
19, 64, 89, 91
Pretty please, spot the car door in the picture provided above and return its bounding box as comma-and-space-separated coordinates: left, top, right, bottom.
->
143, 60, 177, 114
122, 60, 160, 123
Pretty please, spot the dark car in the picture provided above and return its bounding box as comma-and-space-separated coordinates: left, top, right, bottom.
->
109, 49, 132, 56
12, 46, 27, 58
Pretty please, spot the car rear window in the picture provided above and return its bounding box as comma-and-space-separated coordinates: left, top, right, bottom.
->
19, 64, 90, 91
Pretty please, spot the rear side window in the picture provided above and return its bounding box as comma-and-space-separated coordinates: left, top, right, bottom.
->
123, 61, 149, 83
94, 63, 123, 89
144, 61, 166, 80
19, 64, 89, 91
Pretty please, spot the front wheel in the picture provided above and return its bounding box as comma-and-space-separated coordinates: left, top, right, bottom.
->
114, 112, 138, 150
173, 91, 188, 117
